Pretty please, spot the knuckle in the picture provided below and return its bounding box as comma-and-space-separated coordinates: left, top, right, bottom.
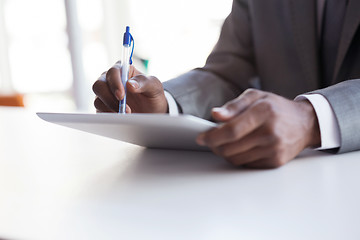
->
215, 145, 229, 157
267, 146, 286, 168
226, 156, 241, 166
268, 136, 284, 153
211, 146, 221, 156
204, 136, 217, 148
268, 118, 277, 129
243, 88, 259, 97
93, 98, 101, 109
223, 123, 239, 141
134, 74, 147, 80
149, 76, 164, 91
274, 135, 282, 147
225, 100, 241, 111
201, 131, 215, 147
256, 99, 277, 119
92, 80, 103, 95
245, 114, 258, 129
256, 99, 272, 112
268, 134, 280, 146
149, 75, 160, 82
105, 68, 120, 88
236, 89, 258, 104
262, 122, 273, 135
275, 145, 286, 157
263, 123, 278, 141
106, 67, 121, 82
267, 156, 286, 168
131, 74, 147, 84
107, 67, 118, 76
242, 88, 264, 101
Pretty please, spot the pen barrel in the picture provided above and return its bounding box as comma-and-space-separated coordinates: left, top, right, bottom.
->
119, 45, 131, 114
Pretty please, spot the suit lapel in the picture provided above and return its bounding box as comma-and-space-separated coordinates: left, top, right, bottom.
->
289, 0, 320, 89
333, 0, 360, 83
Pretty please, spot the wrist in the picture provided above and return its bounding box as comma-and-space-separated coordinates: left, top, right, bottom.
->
297, 100, 321, 148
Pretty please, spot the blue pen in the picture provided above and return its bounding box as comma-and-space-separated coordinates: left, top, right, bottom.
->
119, 26, 134, 114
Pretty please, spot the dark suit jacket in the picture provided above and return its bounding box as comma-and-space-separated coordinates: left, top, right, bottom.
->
163, 0, 360, 153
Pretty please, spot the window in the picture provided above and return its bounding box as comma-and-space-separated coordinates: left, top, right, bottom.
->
0, 0, 232, 111
5, 0, 72, 92
129, 0, 233, 81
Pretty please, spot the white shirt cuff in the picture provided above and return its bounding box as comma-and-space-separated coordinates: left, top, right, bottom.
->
164, 91, 179, 116
295, 94, 340, 150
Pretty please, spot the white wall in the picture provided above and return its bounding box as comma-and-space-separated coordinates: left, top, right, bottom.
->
0, 0, 233, 110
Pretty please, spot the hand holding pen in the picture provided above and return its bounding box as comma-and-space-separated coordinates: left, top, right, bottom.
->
93, 27, 168, 114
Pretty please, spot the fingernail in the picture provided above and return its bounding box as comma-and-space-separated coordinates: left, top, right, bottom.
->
196, 134, 206, 146
212, 107, 230, 116
128, 79, 139, 89
115, 90, 122, 101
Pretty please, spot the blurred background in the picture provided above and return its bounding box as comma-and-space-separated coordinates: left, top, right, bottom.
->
0, 0, 232, 112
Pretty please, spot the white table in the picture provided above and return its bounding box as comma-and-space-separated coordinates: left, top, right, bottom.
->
0, 107, 360, 240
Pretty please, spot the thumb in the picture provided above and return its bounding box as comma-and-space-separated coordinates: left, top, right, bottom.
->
127, 75, 163, 97
211, 107, 235, 122
212, 89, 268, 122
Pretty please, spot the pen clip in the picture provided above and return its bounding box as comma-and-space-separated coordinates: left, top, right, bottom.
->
123, 26, 135, 65
129, 34, 134, 65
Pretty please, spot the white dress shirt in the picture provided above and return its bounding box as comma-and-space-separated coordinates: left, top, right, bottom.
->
165, 0, 340, 150
164, 91, 179, 116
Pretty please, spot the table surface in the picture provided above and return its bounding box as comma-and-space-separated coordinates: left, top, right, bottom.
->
0, 107, 360, 240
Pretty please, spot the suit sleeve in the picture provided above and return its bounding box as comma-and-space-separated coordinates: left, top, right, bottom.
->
162, 0, 257, 120
309, 79, 360, 153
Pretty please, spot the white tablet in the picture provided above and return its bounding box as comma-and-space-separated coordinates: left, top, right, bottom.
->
37, 112, 217, 151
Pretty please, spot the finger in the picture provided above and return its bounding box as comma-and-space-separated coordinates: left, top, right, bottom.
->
94, 96, 131, 114
128, 64, 142, 79
94, 97, 114, 113
212, 127, 273, 158
127, 75, 163, 97
92, 80, 119, 111
106, 62, 125, 101
197, 98, 271, 147
242, 159, 268, 168
243, 156, 286, 169
212, 89, 268, 122
126, 104, 132, 114
226, 146, 274, 167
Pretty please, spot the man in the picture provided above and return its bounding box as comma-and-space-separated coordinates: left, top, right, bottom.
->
93, 0, 360, 168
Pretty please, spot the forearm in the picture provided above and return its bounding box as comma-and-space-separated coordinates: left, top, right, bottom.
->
163, 70, 240, 120
163, 0, 257, 120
